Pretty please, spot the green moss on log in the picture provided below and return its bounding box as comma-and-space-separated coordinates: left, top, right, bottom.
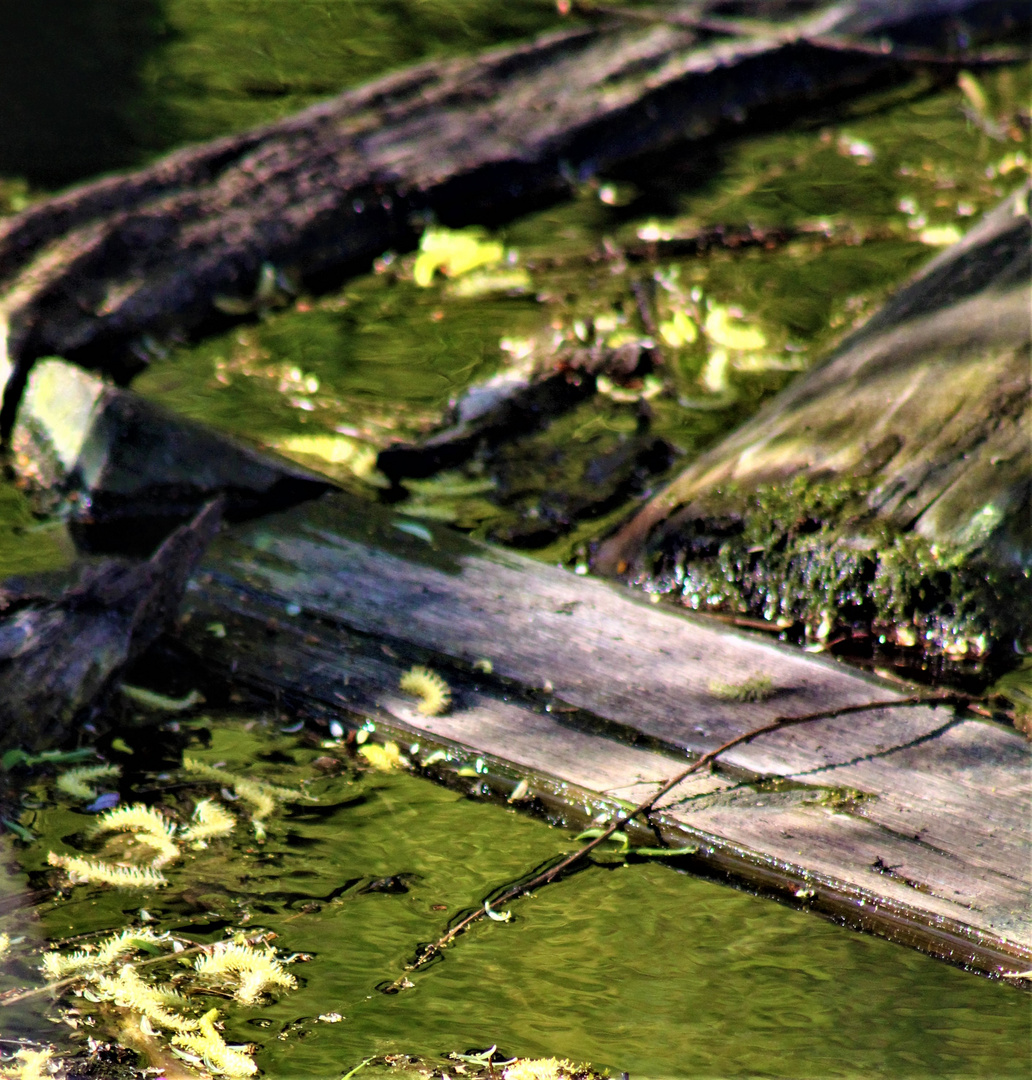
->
638, 474, 1031, 673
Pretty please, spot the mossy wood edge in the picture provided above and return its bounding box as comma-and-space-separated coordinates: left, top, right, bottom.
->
595, 184, 1031, 657
175, 490, 1031, 977
0, 0, 1026, 437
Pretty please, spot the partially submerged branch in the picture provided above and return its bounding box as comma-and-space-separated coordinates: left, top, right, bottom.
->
384, 691, 970, 986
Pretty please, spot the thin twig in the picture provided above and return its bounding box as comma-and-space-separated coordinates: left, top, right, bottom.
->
387, 692, 969, 986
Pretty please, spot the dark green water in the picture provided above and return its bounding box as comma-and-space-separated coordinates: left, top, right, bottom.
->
2, 718, 1029, 1079
126, 53, 1031, 561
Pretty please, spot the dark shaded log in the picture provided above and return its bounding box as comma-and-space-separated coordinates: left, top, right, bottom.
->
4, 355, 330, 552
1, 0, 1026, 438
169, 489, 1031, 976
0, 501, 221, 752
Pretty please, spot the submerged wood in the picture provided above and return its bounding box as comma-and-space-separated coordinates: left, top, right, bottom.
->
173, 491, 1031, 976
2, 354, 329, 542
0, 0, 1025, 438
377, 334, 651, 481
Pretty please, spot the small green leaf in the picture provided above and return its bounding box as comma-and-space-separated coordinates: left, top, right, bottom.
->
2, 747, 96, 770
575, 828, 628, 846
37, 748, 96, 764
626, 844, 699, 858
1, 818, 36, 843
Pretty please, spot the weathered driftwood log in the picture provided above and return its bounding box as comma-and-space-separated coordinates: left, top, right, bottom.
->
0, 354, 329, 750
594, 184, 1032, 662
0, 501, 220, 752
1, 353, 329, 540
0, 0, 1026, 437
171, 489, 1031, 977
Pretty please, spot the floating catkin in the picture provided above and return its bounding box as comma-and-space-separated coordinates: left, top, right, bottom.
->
180, 799, 237, 844
40, 928, 167, 980
94, 966, 198, 1033
173, 1009, 258, 1077
91, 803, 180, 867
194, 943, 297, 1005
399, 665, 452, 715
55, 764, 121, 800
47, 853, 168, 889
358, 741, 404, 771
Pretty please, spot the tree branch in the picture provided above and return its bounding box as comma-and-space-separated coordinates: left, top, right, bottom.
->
384, 691, 970, 987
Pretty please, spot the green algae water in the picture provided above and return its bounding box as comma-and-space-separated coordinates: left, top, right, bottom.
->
1, 718, 1029, 1079
126, 58, 1032, 562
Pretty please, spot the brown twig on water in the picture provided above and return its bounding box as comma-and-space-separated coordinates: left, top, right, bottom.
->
523, 221, 903, 273
386, 691, 970, 987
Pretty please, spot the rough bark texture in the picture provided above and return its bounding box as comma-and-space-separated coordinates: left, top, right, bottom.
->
0, 501, 221, 751
0, 0, 1026, 436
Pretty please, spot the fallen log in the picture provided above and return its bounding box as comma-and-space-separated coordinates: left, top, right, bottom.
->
594, 183, 1032, 666
170, 488, 1031, 978
0, 0, 1026, 438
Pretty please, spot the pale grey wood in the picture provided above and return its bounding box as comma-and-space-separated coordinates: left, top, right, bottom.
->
176, 490, 1032, 974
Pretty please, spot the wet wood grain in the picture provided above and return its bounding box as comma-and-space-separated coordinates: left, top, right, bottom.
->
175, 490, 1032, 976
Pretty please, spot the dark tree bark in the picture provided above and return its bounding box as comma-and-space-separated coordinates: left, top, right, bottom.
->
0, 501, 221, 751
0, 0, 1025, 438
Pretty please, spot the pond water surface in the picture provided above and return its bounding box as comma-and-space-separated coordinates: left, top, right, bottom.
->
2, 717, 1030, 1078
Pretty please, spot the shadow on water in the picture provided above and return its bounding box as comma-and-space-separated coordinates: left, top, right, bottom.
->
0, 0, 173, 187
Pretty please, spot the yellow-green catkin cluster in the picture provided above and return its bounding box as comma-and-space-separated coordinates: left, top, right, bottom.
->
90, 803, 180, 868
47, 758, 312, 889
181, 757, 308, 840
32, 930, 299, 1077
40, 927, 166, 980
194, 941, 298, 1005
47, 793, 238, 892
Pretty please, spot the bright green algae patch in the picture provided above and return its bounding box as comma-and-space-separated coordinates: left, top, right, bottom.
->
2, 717, 1030, 1079
0, 481, 76, 578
